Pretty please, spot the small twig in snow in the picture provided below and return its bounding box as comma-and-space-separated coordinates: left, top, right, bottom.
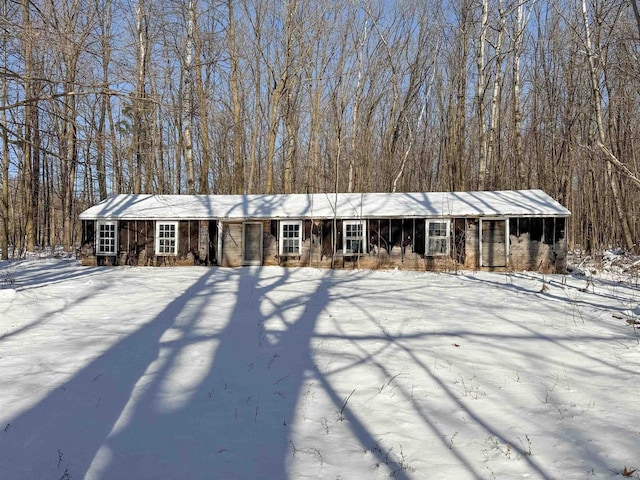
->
339, 389, 356, 421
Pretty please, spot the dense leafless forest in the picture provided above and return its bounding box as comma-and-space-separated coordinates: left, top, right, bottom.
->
1, 0, 639, 259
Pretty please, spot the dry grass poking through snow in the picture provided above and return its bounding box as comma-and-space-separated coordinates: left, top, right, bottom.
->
0, 259, 639, 479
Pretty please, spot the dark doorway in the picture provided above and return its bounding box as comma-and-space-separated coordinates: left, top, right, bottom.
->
208, 221, 218, 265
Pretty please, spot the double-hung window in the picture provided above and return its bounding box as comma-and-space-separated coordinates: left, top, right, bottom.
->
343, 220, 367, 255
425, 219, 450, 256
279, 220, 302, 256
96, 221, 118, 255
156, 221, 178, 255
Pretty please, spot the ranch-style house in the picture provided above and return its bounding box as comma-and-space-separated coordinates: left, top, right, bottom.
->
78, 189, 570, 273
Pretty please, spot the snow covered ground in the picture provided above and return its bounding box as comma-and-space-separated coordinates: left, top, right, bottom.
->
0, 259, 638, 480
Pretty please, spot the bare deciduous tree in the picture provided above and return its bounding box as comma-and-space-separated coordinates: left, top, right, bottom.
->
0, 0, 638, 255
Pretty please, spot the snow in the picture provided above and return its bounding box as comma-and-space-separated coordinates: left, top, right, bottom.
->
78, 189, 571, 221
0, 260, 638, 480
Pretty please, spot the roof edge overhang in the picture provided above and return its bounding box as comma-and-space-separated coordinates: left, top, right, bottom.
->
78, 190, 571, 220
81, 213, 571, 221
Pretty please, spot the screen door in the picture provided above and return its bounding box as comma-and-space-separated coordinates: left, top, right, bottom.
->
243, 222, 263, 265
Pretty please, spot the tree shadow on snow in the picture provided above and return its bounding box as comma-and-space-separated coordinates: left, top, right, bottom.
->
91, 268, 416, 479
8, 264, 630, 478
0, 268, 221, 478
1, 266, 415, 479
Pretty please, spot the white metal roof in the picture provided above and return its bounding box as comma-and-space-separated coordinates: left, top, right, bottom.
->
78, 190, 571, 221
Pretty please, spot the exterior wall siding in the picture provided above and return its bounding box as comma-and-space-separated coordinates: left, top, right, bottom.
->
508, 217, 568, 272
82, 215, 569, 273
222, 223, 243, 267
80, 220, 96, 266
81, 219, 203, 267
464, 219, 479, 269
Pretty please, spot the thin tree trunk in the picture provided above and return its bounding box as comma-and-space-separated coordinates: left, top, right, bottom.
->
22, 0, 36, 252
581, 0, 635, 250
283, 90, 297, 194
0, 21, 9, 259
194, 10, 211, 194
349, 18, 369, 193
631, 0, 640, 40
46, 156, 55, 248
247, 66, 260, 194
513, 0, 526, 188
195, 75, 212, 193
477, 0, 489, 190
266, 83, 283, 194
307, 73, 322, 193
183, 0, 196, 195
452, 4, 469, 191
62, 117, 78, 251
266, 0, 298, 194
228, 0, 244, 194
486, 0, 506, 190
96, 0, 112, 200
133, 1, 148, 194
61, 56, 79, 252
247, 42, 261, 194
392, 77, 432, 193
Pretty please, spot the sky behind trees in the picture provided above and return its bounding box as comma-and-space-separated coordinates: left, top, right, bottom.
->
1, 0, 639, 255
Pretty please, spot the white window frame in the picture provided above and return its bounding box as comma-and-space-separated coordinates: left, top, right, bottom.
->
96, 220, 118, 255
155, 221, 179, 256
279, 220, 303, 256
343, 220, 367, 255
425, 219, 451, 256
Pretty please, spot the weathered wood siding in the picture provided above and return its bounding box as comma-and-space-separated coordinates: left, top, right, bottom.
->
198, 220, 208, 263
277, 219, 430, 271
80, 220, 96, 266
453, 218, 466, 265
81, 219, 203, 266
263, 221, 278, 266
464, 219, 479, 269
81, 215, 568, 273
117, 220, 154, 266
222, 223, 243, 267
508, 217, 567, 272
139, 220, 155, 265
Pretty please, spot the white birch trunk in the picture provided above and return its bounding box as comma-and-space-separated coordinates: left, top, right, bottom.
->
580, 0, 635, 250
477, 0, 489, 190
183, 0, 196, 195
